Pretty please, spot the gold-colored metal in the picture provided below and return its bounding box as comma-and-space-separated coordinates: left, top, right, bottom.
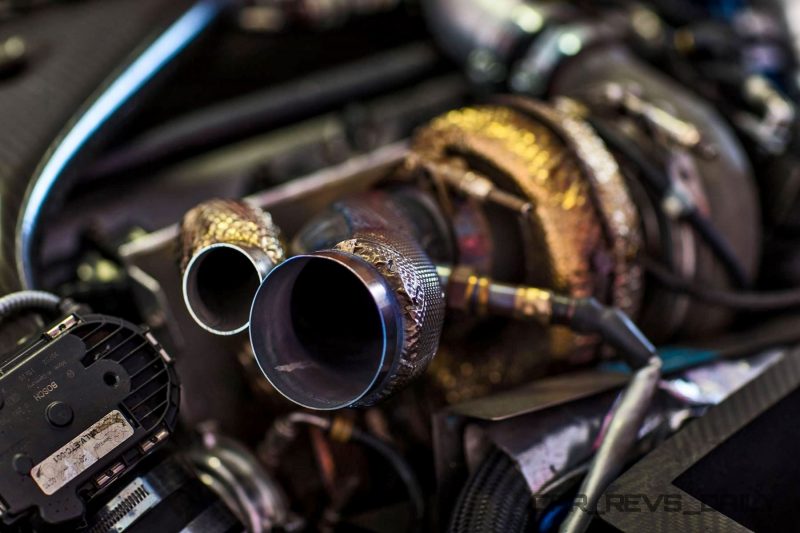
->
411, 101, 642, 401
412, 105, 601, 302
179, 199, 285, 273
442, 263, 555, 323
464, 273, 479, 309
513, 287, 552, 324
411, 102, 642, 315
528, 97, 643, 316
179, 199, 287, 335
329, 416, 354, 443
476, 276, 490, 317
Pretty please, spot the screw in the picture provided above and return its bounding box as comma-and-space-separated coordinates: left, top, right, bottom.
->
0, 35, 26, 79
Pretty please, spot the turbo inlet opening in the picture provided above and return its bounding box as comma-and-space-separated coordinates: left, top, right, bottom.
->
184, 244, 263, 335
250, 254, 398, 410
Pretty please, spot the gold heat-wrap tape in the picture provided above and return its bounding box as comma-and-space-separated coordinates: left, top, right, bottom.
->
179, 199, 286, 272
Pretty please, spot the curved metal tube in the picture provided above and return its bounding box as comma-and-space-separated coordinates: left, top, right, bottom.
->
179, 199, 285, 336
16, 0, 226, 291
560, 357, 662, 533
420, 0, 572, 83
249, 190, 448, 409
189, 425, 292, 532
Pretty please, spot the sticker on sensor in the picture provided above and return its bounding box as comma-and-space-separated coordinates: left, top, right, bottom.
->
31, 410, 134, 495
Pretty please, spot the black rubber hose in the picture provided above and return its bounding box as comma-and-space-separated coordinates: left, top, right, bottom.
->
683, 208, 750, 288
0, 290, 61, 322
645, 258, 800, 310
550, 296, 657, 370
447, 450, 534, 533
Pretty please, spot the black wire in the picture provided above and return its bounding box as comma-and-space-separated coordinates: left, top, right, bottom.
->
285, 414, 425, 530
645, 258, 800, 310
350, 427, 426, 527
587, 117, 750, 288
588, 118, 669, 191
673, 313, 800, 361
682, 208, 750, 288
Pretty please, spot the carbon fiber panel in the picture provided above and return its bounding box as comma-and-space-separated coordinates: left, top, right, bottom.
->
0, 0, 197, 294
602, 349, 800, 532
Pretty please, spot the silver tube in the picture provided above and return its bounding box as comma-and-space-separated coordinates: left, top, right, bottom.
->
421, 0, 567, 83
249, 191, 446, 409
189, 425, 293, 532
179, 199, 285, 336
560, 356, 662, 533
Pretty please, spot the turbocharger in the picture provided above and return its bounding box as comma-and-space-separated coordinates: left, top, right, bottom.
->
177, 86, 759, 410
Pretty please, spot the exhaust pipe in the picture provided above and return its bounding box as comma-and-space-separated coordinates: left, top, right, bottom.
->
249, 191, 447, 409
180, 199, 285, 336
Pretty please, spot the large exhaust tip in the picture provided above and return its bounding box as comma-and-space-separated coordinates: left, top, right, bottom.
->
249, 252, 402, 410
179, 199, 285, 336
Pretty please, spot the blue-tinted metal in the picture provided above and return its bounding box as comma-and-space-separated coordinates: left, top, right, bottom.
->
538, 501, 570, 533
707, 0, 744, 20
599, 347, 718, 375
17, 0, 226, 288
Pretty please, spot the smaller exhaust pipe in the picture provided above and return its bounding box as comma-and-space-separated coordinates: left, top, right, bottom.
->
180, 199, 285, 336
249, 192, 447, 409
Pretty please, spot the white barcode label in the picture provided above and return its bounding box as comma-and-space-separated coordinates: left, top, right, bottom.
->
31, 410, 134, 496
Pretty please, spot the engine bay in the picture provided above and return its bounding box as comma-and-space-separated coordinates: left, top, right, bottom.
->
1, 0, 800, 531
